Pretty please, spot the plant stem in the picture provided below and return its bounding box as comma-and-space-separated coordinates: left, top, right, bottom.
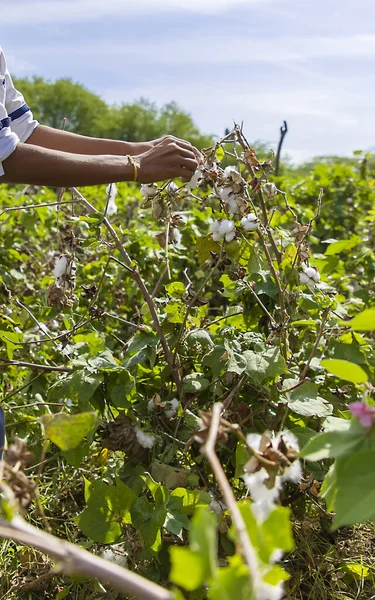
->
201, 403, 260, 592
73, 188, 182, 394
0, 516, 172, 600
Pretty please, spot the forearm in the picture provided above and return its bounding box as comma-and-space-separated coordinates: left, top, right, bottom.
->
26, 125, 151, 157
1, 143, 133, 187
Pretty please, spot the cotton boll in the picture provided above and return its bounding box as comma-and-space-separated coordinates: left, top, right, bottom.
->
165, 398, 180, 418
299, 272, 312, 285
212, 231, 223, 242
171, 227, 182, 245
243, 469, 282, 521
225, 230, 236, 243
166, 181, 178, 195
101, 549, 128, 568
54, 256, 68, 281
220, 186, 234, 203
218, 219, 235, 236
228, 199, 238, 215
254, 582, 284, 600
140, 183, 158, 198
283, 460, 302, 484
106, 183, 118, 216
147, 399, 155, 412
209, 221, 220, 233
275, 430, 300, 452
305, 267, 317, 279
39, 323, 49, 335
246, 433, 262, 451
208, 491, 228, 515
135, 428, 156, 449
262, 182, 278, 198
224, 166, 241, 182
241, 213, 259, 231
188, 170, 204, 189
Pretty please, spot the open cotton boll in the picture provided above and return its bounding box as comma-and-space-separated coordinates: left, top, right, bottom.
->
300, 266, 320, 286
262, 182, 278, 198
171, 227, 182, 245
241, 213, 259, 231
218, 219, 235, 236
227, 199, 238, 215
188, 170, 204, 189
53, 255, 68, 285
166, 181, 178, 195
224, 166, 241, 181
106, 183, 118, 216
220, 186, 234, 203
305, 266, 320, 282
212, 231, 223, 242
135, 428, 156, 449
165, 398, 180, 418
209, 221, 220, 233
225, 230, 236, 242
254, 581, 284, 600
140, 183, 158, 198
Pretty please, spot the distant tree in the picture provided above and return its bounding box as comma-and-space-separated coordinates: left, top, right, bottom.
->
14, 77, 109, 137
14, 77, 214, 147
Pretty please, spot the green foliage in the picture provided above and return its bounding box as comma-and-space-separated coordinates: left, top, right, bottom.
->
1, 142, 375, 598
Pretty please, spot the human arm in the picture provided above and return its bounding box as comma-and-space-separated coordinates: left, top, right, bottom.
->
26, 124, 153, 157
0, 136, 198, 187
27, 125, 202, 162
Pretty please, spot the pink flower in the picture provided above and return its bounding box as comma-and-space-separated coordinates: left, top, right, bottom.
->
349, 402, 375, 428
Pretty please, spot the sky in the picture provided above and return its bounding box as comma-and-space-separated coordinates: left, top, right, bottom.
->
1, 0, 374, 163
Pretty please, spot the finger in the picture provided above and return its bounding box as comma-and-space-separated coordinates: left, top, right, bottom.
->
175, 146, 198, 163
177, 156, 198, 172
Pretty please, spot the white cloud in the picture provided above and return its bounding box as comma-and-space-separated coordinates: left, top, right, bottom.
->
1, 0, 275, 24
22, 32, 375, 69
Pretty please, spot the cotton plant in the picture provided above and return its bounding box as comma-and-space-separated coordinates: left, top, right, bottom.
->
243, 431, 302, 522
241, 431, 302, 600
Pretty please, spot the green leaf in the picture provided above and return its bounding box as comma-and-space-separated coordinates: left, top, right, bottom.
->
341, 309, 375, 332
77, 478, 136, 543
333, 450, 375, 527
208, 555, 251, 600
301, 423, 366, 461
189, 508, 218, 580
325, 236, 361, 256
186, 329, 214, 348
197, 235, 220, 266
165, 281, 186, 299
169, 547, 205, 591
131, 496, 167, 553
43, 412, 98, 451
321, 359, 368, 384
215, 146, 225, 161
170, 488, 211, 514
182, 372, 211, 393
68, 371, 104, 408
283, 380, 332, 417
243, 347, 286, 384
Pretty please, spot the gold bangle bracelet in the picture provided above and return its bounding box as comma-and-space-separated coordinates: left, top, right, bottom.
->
127, 155, 138, 182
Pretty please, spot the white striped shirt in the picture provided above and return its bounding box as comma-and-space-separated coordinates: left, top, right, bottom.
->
0, 47, 38, 176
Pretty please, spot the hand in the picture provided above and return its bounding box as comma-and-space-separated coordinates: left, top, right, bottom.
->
134, 136, 200, 184
150, 135, 203, 164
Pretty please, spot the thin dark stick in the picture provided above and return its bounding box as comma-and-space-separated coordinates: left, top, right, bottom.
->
275, 121, 288, 176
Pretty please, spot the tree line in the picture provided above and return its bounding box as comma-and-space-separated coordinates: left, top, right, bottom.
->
14, 76, 214, 148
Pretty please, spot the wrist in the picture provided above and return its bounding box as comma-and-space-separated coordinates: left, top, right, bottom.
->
121, 141, 152, 156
